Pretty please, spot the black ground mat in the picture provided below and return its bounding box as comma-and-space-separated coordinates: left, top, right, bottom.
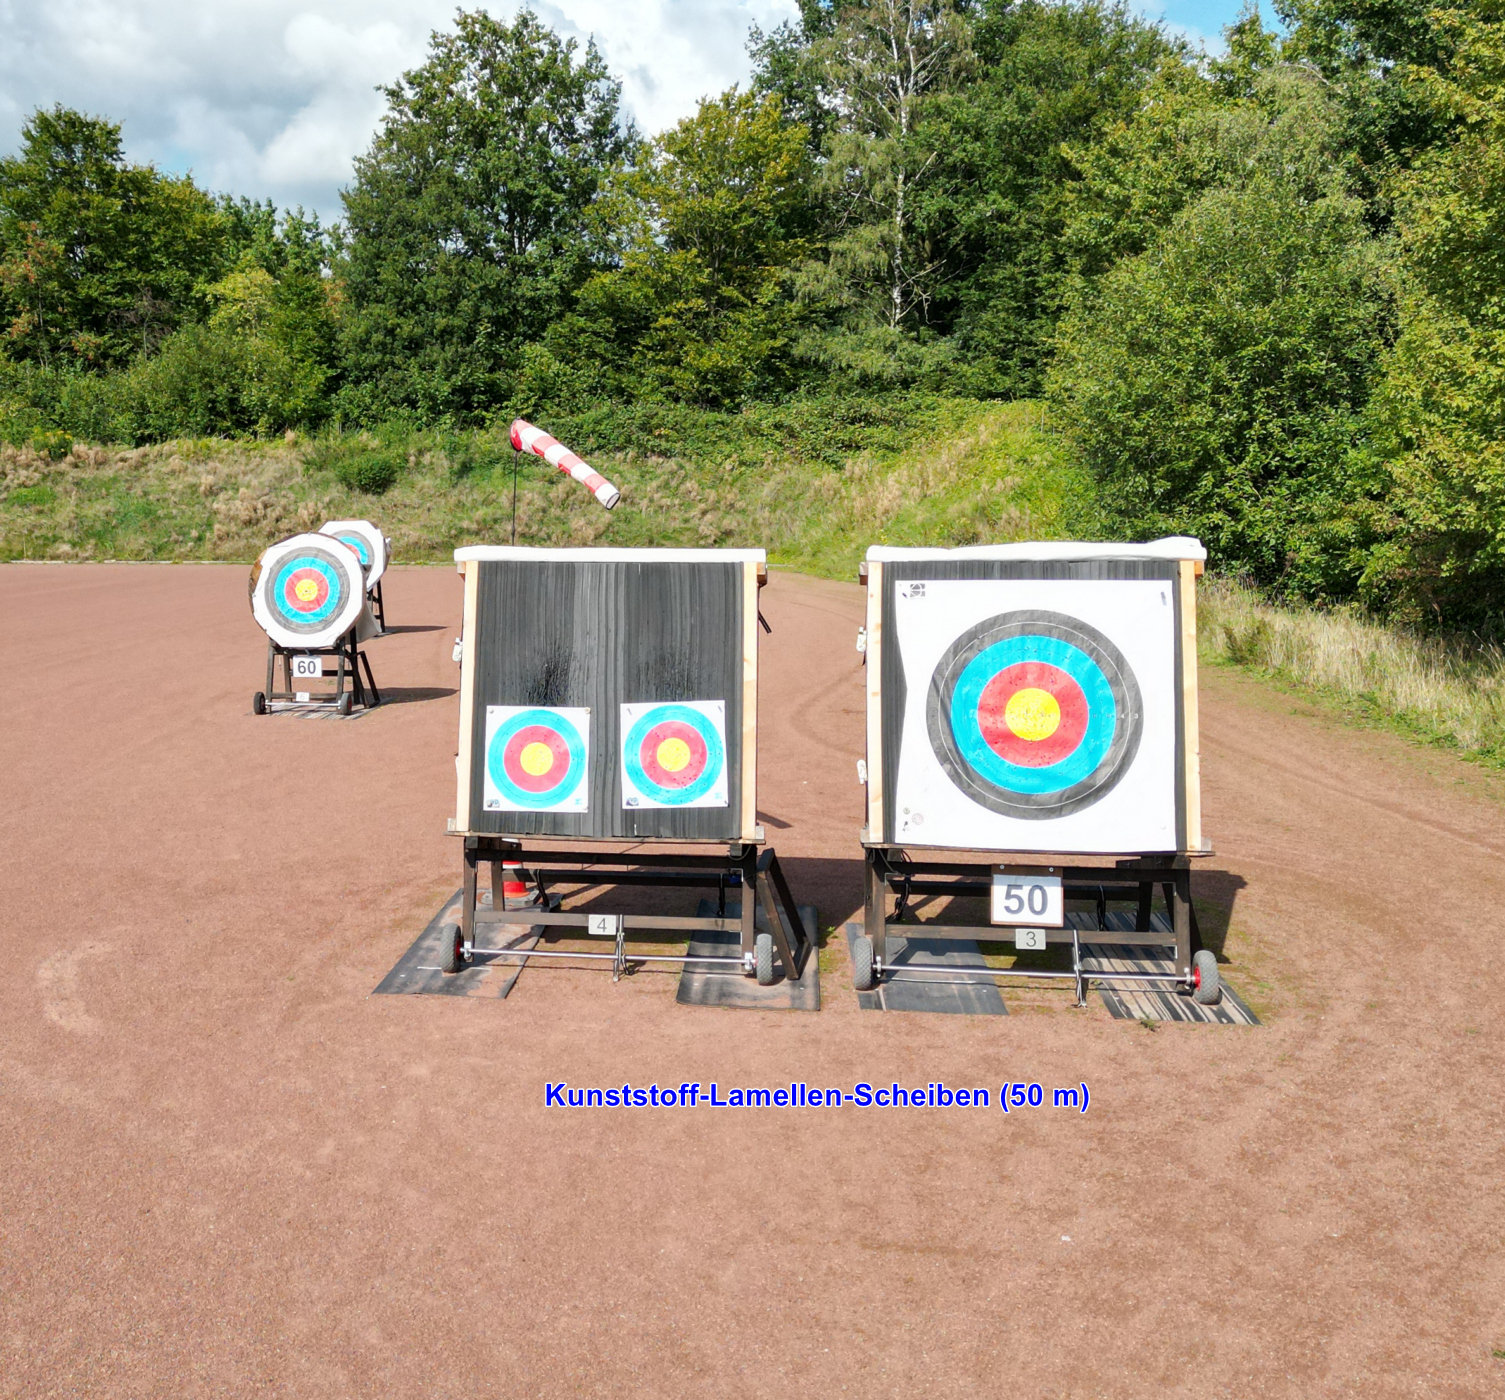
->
843, 923, 1007, 1016
1073, 910, 1259, 1024
373, 890, 540, 1000
1083, 942, 1260, 1025
675, 900, 820, 1011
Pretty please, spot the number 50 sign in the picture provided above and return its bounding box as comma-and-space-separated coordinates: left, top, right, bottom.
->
991, 869, 1064, 927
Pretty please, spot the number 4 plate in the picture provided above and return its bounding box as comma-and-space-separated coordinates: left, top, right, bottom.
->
991, 870, 1064, 927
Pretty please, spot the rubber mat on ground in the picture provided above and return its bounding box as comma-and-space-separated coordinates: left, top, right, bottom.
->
843, 923, 1006, 1015
675, 900, 820, 1011
1082, 934, 1259, 1026
373, 889, 540, 1000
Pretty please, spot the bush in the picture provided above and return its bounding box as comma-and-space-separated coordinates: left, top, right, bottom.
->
30, 428, 72, 459
1048, 174, 1394, 597
303, 431, 408, 495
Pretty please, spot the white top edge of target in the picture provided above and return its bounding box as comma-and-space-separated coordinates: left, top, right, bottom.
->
454, 546, 767, 564
864, 536, 1206, 563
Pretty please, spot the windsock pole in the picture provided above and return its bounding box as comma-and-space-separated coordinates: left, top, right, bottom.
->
509, 419, 621, 510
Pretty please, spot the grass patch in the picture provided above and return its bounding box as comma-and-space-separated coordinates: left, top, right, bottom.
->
0, 399, 1090, 574
1199, 574, 1505, 769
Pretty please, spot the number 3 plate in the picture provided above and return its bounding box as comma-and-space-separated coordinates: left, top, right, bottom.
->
991, 871, 1064, 927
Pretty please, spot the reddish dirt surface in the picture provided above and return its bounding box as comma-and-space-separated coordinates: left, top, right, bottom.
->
2, 563, 1503, 1398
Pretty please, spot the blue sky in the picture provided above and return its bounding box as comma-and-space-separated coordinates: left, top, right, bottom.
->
0, 1, 1257, 223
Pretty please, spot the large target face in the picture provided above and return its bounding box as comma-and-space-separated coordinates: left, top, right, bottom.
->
484, 706, 590, 812
892, 577, 1177, 853
927, 611, 1142, 819
620, 701, 728, 809
249, 533, 366, 650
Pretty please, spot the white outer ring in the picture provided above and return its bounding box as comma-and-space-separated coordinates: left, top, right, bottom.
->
319, 519, 388, 588
251, 533, 367, 650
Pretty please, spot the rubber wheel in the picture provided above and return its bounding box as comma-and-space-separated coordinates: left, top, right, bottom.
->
754, 933, 776, 986
438, 923, 465, 974
1192, 949, 1221, 1005
252, 691, 267, 715
852, 933, 876, 992
337, 692, 354, 717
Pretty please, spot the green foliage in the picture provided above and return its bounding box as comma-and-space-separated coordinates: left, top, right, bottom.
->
338, 7, 632, 420
1050, 148, 1395, 594
570, 90, 812, 405
1360, 4, 1505, 631
0, 106, 226, 368
30, 428, 71, 459
923, 0, 1179, 395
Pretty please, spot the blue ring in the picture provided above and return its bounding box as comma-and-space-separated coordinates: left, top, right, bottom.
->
623, 704, 725, 806
272, 554, 344, 625
949, 636, 1116, 796
487, 709, 587, 809
336, 532, 371, 566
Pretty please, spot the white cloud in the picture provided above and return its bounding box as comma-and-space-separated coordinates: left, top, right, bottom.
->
0, 1, 797, 220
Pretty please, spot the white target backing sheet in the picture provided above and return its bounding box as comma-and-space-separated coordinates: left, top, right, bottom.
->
483, 705, 591, 813
892, 578, 1178, 852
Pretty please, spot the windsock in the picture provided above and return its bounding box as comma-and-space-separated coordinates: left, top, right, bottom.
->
509, 419, 621, 509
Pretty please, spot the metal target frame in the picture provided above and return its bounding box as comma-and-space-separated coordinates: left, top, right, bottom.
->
853, 540, 1222, 1009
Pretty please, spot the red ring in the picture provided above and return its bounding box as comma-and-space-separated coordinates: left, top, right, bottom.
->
501, 725, 572, 793
976, 663, 1090, 767
282, 567, 331, 614
638, 720, 708, 789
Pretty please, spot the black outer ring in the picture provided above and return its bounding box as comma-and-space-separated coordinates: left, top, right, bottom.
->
924, 609, 1143, 820
262, 544, 354, 636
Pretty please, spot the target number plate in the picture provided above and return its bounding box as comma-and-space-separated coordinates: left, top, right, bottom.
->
291, 655, 323, 679
991, 871, 1063, 927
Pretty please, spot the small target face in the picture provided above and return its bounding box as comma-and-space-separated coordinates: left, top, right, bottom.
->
266, 549, 350, 633
620, 702, 728, 809
927, 610, 1141, 819
485, 707, 588, 811
335, 532, 370, 568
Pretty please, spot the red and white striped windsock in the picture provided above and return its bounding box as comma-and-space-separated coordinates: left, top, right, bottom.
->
509, 419, 621, 510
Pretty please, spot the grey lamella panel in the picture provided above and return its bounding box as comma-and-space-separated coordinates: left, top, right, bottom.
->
878, 559, 1183, 846
469, 559, 744, 840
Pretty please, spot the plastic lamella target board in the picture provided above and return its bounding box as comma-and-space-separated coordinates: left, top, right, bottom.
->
484, 706, 591, 813
250, 533, 368, 651
620, 701, 728, 809
893, 577, 1177, 852
319, 519, 388, 589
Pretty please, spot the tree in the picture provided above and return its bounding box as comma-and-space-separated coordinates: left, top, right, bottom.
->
338, 8, 632, 419
1049, 75, 1395, 595
1361, 3, 1505, 631
0, 106, 225, 367
566, 90, 813, 406
921, 0, 1177, 396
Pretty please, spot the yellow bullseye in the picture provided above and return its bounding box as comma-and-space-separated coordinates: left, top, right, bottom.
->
519, 741, 555, 777
655, 736, 692, 773
294, 578, 320, 602
1005, 687, 1061, 742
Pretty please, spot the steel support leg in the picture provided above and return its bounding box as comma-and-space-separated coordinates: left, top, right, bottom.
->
865, 851, 887, 971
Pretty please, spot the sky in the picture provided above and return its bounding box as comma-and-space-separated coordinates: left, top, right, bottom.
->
0, 1, 1253, 223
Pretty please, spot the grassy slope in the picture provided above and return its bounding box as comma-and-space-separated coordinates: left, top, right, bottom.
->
0, 401, 1097, 576
4, 401, 1499, 767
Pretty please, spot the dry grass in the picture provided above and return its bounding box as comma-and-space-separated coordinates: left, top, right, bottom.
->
1199, 574, 1505, 765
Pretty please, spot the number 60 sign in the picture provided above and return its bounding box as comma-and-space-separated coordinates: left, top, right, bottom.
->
991, 869, 1064, 927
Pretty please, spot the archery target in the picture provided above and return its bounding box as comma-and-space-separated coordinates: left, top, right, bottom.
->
249, 533, 366, 651
619, 701, 728, 809
893, 579, 1177, 852
320, 519, 388, 588
484, 706, 590, 812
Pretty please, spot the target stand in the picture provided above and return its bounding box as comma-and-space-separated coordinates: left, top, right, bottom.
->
442, 546, 811, 988
249, 531, 382, 717
254, 630, 381, 717
852, 540, 1221, 1008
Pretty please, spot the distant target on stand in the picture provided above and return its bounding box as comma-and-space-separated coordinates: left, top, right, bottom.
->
926, 610, 1141, 820
319, 519, 388, 588
484, 706, 591, 812
250, 533, 367, 651
620, 701, 728, 809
